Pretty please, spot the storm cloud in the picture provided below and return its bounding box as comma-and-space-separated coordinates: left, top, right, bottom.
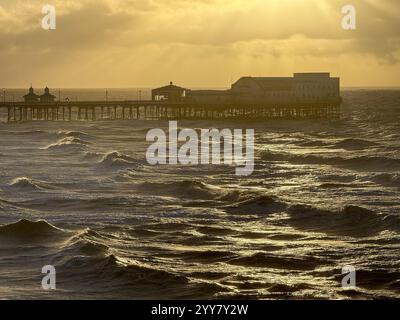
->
0, 0, 399, 87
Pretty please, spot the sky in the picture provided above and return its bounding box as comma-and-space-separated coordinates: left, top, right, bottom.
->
0, 0, 399, 88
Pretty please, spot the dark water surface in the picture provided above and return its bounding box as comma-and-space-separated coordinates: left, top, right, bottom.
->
0, 89, 399, 299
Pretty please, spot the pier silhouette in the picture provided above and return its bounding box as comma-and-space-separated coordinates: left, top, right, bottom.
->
0, 98, 341, 122
0, 74, 342, 122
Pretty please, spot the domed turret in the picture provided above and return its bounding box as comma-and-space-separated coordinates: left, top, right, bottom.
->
40, 86, 56, 103
24, 85, 39, 103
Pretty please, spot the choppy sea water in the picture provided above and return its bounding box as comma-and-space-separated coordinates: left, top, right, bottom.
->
0, 89, 399, 300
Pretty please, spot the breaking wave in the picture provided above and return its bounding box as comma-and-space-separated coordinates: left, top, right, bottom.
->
44, 137, 90, 151
58, 131, 95, 140
98, 151, 142, 169
8, 177, 42, 191
58, 229, 110, 257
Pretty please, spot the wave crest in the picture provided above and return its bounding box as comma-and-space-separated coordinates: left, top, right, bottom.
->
58, 131, 94, 140
224, 195, 288, 215
98, 151, 141, 168
9, 177, 42, 191
0, 219, 65, 238
137, 180, 241, 201
54, 254, 216, 298
44, 137, 90, 151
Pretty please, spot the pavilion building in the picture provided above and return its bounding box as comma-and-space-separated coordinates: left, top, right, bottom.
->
40, 87, 56, 103
23, 86, 40, 103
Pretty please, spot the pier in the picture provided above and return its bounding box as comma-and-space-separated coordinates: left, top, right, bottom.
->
0, 73, 343, 122
0, 99, 341, 122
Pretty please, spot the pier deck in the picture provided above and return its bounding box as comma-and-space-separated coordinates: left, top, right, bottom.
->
0, 100, 341, 122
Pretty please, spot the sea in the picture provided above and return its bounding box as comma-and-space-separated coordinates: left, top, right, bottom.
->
0, 88, 399, 299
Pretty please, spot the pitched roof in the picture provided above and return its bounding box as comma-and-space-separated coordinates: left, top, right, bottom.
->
24, 92, 39, 98
153, 83, 186, 92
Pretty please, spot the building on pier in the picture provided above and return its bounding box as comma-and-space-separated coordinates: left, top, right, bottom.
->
23, 86, 56, 103
230, 73, 340, 104
40, 87, 56, 103
23, 86, 40, 103
186, 90, 231, 104
154, 73, 341, 105
152, 82, 187, 102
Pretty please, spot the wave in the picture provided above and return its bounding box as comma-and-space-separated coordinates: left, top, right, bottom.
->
363, 173, 400, 188
227, 252, 323, 270
287, 205, 400, 237
223, 195, 288, 215
137, 180, 241, 201
98, 151, 141, 169
58, 131, 95, 140
68, 239, 109, 256
260, 150, 400, 171
8, 177, 42, 191
60, 230, 110, 257
54, 254, 223, 299
43, 137, 90, 151
331, 138, 379, 150
0, 219, 65, 238
7, 177, 57, 191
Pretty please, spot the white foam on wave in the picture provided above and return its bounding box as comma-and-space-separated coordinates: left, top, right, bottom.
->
98, 151, 142, 169
9, 177, 42, 191
43, 137, 90, 151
